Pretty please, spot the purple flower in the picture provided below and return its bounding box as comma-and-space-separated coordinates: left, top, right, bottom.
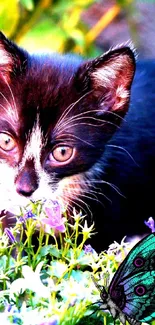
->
144, 217, 155, 232
19, 210, 36, 223
5, 228, 16, 243
42, 201, 66, 233
84, 244, 95, 254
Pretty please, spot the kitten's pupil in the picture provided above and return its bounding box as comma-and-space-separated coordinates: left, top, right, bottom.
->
0, 133, 16, 151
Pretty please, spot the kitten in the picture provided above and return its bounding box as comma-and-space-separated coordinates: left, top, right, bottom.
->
0, 32, 153, 251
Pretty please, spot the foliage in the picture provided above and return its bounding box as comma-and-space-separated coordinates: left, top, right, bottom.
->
0, 0, 100, 57
0, 0, 136, 57
0, 200, 134, 325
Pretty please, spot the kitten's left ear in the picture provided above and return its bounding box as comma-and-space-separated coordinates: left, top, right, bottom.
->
76, 45, 136, 117
0, 32, 27, 82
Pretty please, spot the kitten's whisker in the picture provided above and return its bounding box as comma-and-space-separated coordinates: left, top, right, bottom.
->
64, 193, 92, 217
55, 103, 122, 130
62, 133, 95, 147
107, 144, 139, 166
56, 121, 119, 135
60, 177, 121, 198
54, 91, 92, 132
0, 103, 9, 114
5, 80, 18, 119
0, 91, 12, 108
83, 176, 125, 197
55, 116, 119, 134
71, 187, 111, 205
0, 91, 17, 125
56, 109, 124, 132
65, 203, 74, 216
58, 109, 124, 128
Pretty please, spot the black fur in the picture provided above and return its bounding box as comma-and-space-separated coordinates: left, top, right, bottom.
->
0, 32, 154, 252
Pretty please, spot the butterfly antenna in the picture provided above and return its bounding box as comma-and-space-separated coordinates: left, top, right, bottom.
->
91, 275, 103, 293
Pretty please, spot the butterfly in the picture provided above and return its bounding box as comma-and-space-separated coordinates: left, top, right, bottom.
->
91, 233, 155, 325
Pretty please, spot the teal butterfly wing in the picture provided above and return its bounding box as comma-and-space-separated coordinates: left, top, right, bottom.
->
108, 233, 155, 322
117, 270, 155, 322
109, 233, 155, 291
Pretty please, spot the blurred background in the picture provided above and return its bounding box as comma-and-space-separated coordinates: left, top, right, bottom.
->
0, 0, 155, 59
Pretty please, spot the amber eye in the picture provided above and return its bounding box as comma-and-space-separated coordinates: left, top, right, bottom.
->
0, 133, 16, 151
51, 145, 74, 163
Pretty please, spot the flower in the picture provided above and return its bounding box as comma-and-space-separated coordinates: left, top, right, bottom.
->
49, 261, 68, 278
84, 244, 95, 254
4, 228, 16, 243
10, 262, 50, 299
42, 200, 66, 233
82, 220, 95, 239
144, 216, 155, 232
60, 275, 93, 303
19, 210, 36, 223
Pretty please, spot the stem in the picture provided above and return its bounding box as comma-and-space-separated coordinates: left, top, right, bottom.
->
86, 4, 121, 44
74, 4, 121, 54
45, 233, 49, 246
59, 233, 63, 249
32, 226, 45, 267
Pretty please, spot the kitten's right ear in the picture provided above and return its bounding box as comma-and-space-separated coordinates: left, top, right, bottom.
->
0, 32, 27, 82
75, 45, 136, 119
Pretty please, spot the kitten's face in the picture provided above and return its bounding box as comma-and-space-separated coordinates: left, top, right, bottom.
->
0, 33, 135, 219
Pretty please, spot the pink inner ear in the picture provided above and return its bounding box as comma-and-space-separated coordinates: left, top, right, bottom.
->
91, 53, 135, 112
0, 44, 13, 82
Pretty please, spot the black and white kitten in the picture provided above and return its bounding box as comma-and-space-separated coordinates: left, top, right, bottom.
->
0, 32, 154, 251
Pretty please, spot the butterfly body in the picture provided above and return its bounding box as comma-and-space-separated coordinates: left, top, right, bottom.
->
92, 277, 140, 325
92, 232, 155, 325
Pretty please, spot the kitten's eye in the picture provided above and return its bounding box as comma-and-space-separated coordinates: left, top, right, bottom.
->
51, 145, 74, 163
0, 133, 16, 151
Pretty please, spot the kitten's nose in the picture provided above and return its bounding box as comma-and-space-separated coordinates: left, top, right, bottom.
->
15, 169, 39, 197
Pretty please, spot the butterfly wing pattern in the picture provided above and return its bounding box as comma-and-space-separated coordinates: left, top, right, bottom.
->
92, 233, 155, 325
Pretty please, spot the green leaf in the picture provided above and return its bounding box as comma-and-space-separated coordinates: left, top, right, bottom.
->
39, 245, 61, 258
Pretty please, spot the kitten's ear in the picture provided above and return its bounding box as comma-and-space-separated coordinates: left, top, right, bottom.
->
0, 32, 27, 82
76, 46, 136, 117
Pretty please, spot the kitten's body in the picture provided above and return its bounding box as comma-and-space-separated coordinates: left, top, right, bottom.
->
0, 32, 154, 251
89, 60, 155, 249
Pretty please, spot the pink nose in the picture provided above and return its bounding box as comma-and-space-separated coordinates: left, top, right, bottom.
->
15, 168, 38, 197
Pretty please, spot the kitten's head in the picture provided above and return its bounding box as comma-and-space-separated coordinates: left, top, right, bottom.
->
0, 32, 135, 220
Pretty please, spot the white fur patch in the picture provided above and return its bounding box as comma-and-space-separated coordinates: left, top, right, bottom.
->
92, 53, 133, 111
32, 170, 56, 202
0, 162, 28, 214
20, 116, 43, 171
0, 45, 12, 67
0, 160, 56, 215
92, 56, 127, 87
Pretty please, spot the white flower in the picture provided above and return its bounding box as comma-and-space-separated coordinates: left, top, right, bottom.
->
60, 276, 94, 303
10, 262, 50, 299
50, 261, 68, 278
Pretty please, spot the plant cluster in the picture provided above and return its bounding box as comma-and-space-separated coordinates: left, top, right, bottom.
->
0, 200, 135, 325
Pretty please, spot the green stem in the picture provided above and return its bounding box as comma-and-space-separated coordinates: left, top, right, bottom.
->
45, 233, 49, 246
